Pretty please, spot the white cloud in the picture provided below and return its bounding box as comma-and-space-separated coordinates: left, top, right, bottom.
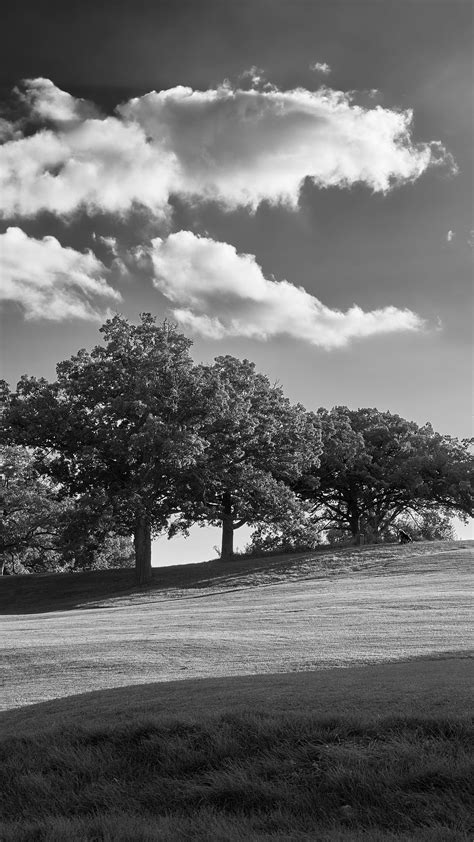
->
0, 78, 455, 218
0, 114, 176, 218
239, 66, 266, 86
0, 227, 121, 320
92, 233, 118, 254
310, 61, 331, 75
16, 77, 101, 125
149, 231, 424, 349
120, 83, 452, 209
446, 229, 455, 242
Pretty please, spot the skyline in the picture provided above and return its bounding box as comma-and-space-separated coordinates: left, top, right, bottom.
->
0, 0, 472, 555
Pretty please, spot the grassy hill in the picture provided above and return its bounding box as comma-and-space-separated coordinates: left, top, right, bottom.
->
1, 538, 472, 614
1, 540, 472, 711
1, 540, 472, 840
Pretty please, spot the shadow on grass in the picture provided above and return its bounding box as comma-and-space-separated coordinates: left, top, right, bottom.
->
1, 540, 471, 615
0, 709, 472, 841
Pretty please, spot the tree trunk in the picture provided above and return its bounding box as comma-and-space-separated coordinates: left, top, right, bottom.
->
348, 508, 361, 545
134, 515, 152, 585
220, 491, 234, 561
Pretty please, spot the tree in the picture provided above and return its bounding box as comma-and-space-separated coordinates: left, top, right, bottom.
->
299, 407, 473, 543
1, 315, 210, 584
0, 445, 71, 574
173, 356, 322, 560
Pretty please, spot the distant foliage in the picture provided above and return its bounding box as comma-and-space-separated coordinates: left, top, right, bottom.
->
0, 445, 135, 575
0, 445, 70, 574
246, 510, 323, 555
297, 406, 473, 543
383, 509, 455, 543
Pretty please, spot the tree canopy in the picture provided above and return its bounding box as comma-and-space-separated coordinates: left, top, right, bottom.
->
299, 406, 473, 542
1, 315, 211, 583
2, 317, 472, 581
171, 356, 322, 559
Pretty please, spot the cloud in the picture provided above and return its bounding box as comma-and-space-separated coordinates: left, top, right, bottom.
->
0, 227, 121, 320
310, 61, 331, 75
149, 231, 424, 349
120, 83, 453, 209
239, 66, 266, 87
446, 229, 455, 242
0, 78, 455, 218
92, 233, 118, 254
16, 77, 102, 125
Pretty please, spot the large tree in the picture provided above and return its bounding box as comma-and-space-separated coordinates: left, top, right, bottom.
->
299, 406, 473, 543
1, 315, 211, 584
173, 356, 322, 560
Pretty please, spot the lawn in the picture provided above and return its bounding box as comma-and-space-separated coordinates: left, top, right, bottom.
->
0, 540, 472, 840
1, 541, 472, 710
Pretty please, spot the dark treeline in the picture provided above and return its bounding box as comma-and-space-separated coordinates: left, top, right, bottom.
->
1, 314, 472, 583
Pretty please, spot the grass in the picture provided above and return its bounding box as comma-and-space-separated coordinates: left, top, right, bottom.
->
1, 540, 472, 839
0, 707, 472, 841
1, 541, 472, 709
1, 538, 472, 615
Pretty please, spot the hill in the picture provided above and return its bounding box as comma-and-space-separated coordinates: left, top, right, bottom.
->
1, 538, 472, 614
1, 540, 472, 711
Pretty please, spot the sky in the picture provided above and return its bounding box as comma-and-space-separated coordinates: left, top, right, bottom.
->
0, 0, 472, 559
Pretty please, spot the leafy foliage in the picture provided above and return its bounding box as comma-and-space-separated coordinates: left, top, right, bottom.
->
0, 446, 134, 574
2, 315, 211, 582
299, 407, 473, 542
0, 445, 69, 574
173, 356, 322, 559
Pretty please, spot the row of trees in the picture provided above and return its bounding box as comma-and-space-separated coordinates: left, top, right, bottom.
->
1, 314, 472, 583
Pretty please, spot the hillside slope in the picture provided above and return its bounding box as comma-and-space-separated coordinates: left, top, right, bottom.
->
1, 541, 472, 710
1, 539, 472, 614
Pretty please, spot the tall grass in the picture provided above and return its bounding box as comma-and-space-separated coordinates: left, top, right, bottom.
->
1, 711, 472, 840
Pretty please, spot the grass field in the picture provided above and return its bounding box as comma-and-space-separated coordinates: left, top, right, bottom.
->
1, 540, 472, 710
1, 540, 472, 840
0, 659, 472, 841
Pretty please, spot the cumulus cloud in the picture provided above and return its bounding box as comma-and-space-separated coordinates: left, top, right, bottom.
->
0, 78, 455, 218
149, 231, 424, 349
16, 77, 102, 125
119, 83, 453, 208
0, 227, 121, 320
310, 61, 331, 75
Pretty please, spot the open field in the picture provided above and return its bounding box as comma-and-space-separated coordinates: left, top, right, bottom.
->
1, 541, 473, 840
1, 541, 472, 710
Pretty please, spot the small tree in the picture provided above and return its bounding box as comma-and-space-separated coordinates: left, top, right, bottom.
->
174, 356, 322, 560
299, 406, 473, 543
2, 315, 211, 584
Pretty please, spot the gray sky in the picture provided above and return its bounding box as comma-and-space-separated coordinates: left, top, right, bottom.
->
1, 0, 472, 558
